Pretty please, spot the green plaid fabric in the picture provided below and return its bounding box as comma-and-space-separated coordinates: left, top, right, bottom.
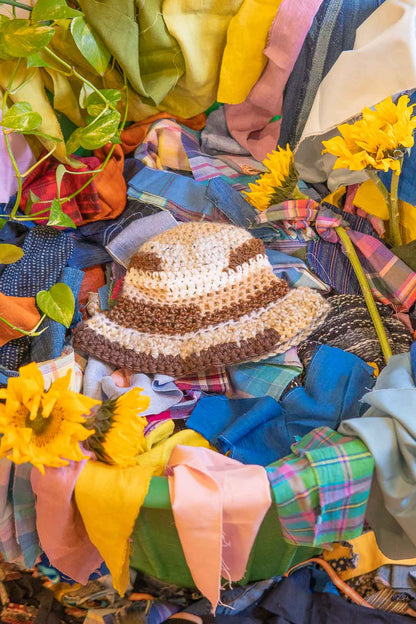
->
266, 427, 374, 547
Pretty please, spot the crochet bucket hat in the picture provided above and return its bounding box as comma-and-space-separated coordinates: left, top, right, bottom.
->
74, 223, 330, 376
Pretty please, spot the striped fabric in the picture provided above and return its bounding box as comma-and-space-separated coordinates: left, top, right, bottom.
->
175, 368, 231, 394
266, 427, 374, 548
256, 199, 416, 311
134, 119, 239, 182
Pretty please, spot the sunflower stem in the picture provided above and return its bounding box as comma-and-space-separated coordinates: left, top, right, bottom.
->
335, 225, 392, 365
388, 171, 402, 247
367, 170, 390, 204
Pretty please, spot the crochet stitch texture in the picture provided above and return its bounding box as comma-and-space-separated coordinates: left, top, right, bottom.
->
74, 222, 330, 376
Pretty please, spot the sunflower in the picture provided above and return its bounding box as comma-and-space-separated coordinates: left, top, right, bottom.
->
322, 95, 416, 175
0, 363, 100, 474
84, 388, 150, 467
243, 145, 304, 211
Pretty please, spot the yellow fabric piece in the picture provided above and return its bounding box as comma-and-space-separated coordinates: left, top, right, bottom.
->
217, 0, 283, 105
354, 179, 416, 244
160, 0, 244, 117
75, 428, 209, 595
322, 186, 346, 208
323, 531, 416, 581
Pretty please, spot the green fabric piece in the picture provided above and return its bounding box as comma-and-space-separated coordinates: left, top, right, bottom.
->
391, 240, 416, 272
78, 0, 185, 105
131, 476, 319, 586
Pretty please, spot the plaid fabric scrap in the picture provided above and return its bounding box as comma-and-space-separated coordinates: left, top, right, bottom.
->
256, 199, 416, 311
38, 346, 83, 393
175, 367, 231, 394
266, 427, 374, 548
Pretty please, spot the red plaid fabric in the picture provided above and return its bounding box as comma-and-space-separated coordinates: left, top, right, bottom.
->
20, 155, 102, 226
175, 368, 231, 394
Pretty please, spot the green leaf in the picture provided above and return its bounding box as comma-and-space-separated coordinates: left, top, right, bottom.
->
71, 16, 110, 76
110, 134, 122, 145
27, 51, 54, 69
36, 283, 75, 328
0, 102, 42, 132
65, 127, 83, 155
55, 164, 67, 199
47, 198, 76, 228
79, 109, 120, 150
86, 89, 121, 117
0, 20, 55, 60
0, 219, 6, 231
32, 0, 82, 21
24, 129, 62, 142
0, 244, 24, 264
24, 191, 42, 215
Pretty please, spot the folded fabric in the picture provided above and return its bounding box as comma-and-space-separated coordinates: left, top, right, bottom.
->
105, 210, 178, 268
92, 144, 127, 222
217, 0, 283, 105
228, 348, 303, 401
200, 107, 250, 156
225, 0, 324, 161
78, 0, 185, 106
160, 0, 244, 117
0, 227, 73, 370
0, 292, 41, 348
280, 0, 384, 150
75, 429, 209, 595
339, 351, 416, 559
32, 459, 103, 584
35, 346, 83, 393
120, 112, 206, 154
20, 155, 102, 226
297, 294, 413, 371
256, 199, 416, 311
266, 249, 329, 291
0, 458, 21, 563
188, 345, 374, 465
323, 531, 416, 582
166, 446, 271, 610
294, 0, 411, 184
134, 120, 239, 182
266, 427, 374, 547
102, 373, 184, 416
0, 110, 35, 203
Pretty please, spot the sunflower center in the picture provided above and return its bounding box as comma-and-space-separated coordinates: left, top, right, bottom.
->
26, 405, 64, 446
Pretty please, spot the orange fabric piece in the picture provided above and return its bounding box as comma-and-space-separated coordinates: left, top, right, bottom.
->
0, 292, 41, 347
120, 112, 206, 154
90, 144, 126, 223
78, 265, 106, 317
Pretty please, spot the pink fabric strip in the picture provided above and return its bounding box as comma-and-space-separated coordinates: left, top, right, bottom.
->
31, 460, 103, 584
225, 0, 324, 161
166, 446, 271, 611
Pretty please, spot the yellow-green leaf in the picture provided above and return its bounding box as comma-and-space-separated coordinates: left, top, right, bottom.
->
0, 244, 24, 264
36, 283, 75, 328
70, 16, 110, 76
24, 190, 42, 215
86, 89, 121, 117
79, 108, 120, 149
47, 198, 76, 228
0, 20, 55, 59
1, 102, 42, 132
32, 0, 82, 21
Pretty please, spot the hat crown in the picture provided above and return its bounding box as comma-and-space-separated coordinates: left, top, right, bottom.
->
129, 222, 265, 276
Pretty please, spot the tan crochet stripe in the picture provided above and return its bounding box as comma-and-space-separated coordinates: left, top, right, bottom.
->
124, 255, 274, 303
108, 280, 289, 334
74, 327, 281, 377
79, 288, 329, 359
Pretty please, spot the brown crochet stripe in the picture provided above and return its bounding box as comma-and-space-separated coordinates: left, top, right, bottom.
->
129, 252, 162, 272
227, 238, 265, 271
107, 280, 289, 334
73, 327, 281, 377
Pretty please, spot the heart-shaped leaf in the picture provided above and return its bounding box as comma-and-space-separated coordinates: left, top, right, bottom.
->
79, 109, 120, 150
32, 0, 82, 21
86, 89, 121, 117
0, 20, 55, 59
27, 51, 54, 69
0, 244, 24, 264
0, 219, 6, 231
36, 283, 75, 328
1, 102, 42, 132
71, 16, 110, 76
65, 127, 83, 155
55, 164, 67, 199
24, 190, 42, 215
47, 198, 76, 228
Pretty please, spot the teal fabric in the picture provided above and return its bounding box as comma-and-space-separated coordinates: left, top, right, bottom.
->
340, 351, 416, 559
